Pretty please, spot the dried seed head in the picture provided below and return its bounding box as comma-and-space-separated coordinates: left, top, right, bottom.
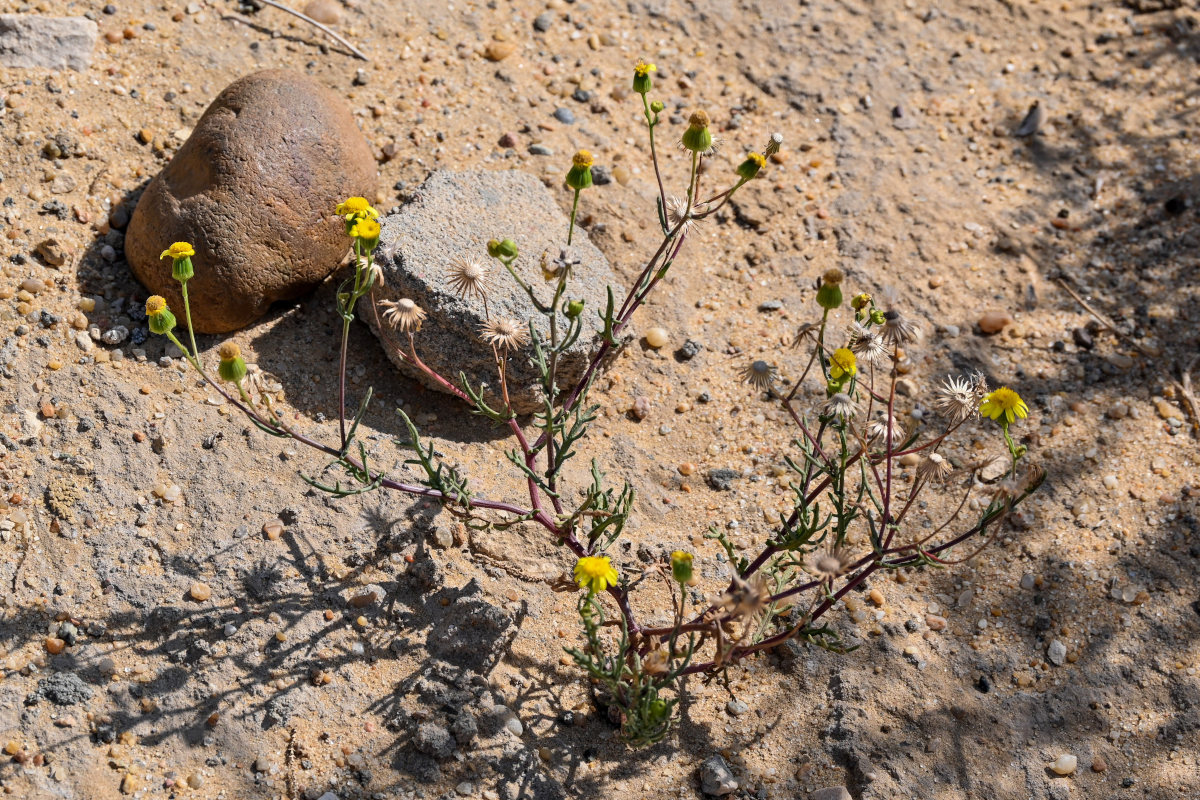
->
740, 359, 778, 391
808, 548, 853, 581
479, 317, 530, 350
880, 308, 919, 346
381, 298, 426, 332
446, 255, 491, 303
934, 374, 981, 425
916, 452, 954, 484
823, 392, 857, 420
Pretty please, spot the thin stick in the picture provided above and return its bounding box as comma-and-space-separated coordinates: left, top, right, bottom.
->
241, 0, 369, 61
1172, 355, 1200, 438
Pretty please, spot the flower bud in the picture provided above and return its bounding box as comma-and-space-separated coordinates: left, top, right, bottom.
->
736, 152, 766, 181
670, 551, 693, 584
680, 110, 713, 154
488, 238, 519, 260
850, 292, 871, 311
145, 295, 176, 335
565, 299, 585, 319
650, 99, 664, 114
217, 341, 247, 384
632, 60, 656, 94
870, 309, 886, 325
566, 150, 594, 191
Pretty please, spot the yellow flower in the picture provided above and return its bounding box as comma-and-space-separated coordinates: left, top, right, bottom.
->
145, 295, 167, 316
336, 197, 376, 218
829, 347, 857, 381
350, 218, 380, 241
574, 556, 619, 594
159, 242, 195, 260
980, 387, 1028, 424
634, 60, 656, 77
219, 341, 241, 361
572, 150, 594, 168
746, 152, 765, 168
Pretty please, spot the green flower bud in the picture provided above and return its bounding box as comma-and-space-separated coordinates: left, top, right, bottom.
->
680, 110, 713, 154
488, 238, 519, 260
565, 299, 585, 319
566, 150, 594, 191
171, 256, 194, 283
816, 268, 843, 310
870, 309, 886, 325
650, 100, 664, 113
632, 60, 656, 94
670, 551, 693, 584
145, 295, 175, 335
736, 152, 766, 181
217, 342, 247, 384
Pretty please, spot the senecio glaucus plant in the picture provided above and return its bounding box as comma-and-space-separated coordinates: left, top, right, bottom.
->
147, 60, 1041, 747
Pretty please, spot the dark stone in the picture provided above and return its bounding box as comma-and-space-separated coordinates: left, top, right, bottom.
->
1071, 327, 1094, 350
28, 672, 93, 706
707, 468, 739, 491
552, 107, 575, 124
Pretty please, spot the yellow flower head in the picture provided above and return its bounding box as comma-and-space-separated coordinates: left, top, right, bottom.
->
634, 60, 656, 77
822, 268, 844, 286
159, 242, 195, 261
350, 218, 381, 241
829, 347, 857, 381
145, 295, 167, 316
574, 555, 619, 594
979, 387, 1028, 424
688, 110, 710, 130
746, 152, 766, 168
336, 197, 374, 217
219, 342, 241, 362
572, 150, 594, 168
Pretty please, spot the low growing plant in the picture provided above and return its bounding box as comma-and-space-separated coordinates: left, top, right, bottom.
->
146, 61, 1041, 746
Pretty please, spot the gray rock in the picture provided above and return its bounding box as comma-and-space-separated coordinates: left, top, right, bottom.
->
413, 722, 456, 759
28, 672, 93, 706
812, 788, 853, 800
699, 755, 738, 796
533, 11, 554, 31
1047, 639, 1067, 666
528, 144, 554, 156
367, 170, 621, 414
0, 15, 97, 71
707, 468, 739, 491
126, 69, 376, 332
725, 699, 749, 716
552, 107, 575, 124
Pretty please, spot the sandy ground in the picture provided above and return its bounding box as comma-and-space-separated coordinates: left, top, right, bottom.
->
1, 0, 1198, 799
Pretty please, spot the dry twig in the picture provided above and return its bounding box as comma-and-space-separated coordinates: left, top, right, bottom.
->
227, 0, 369, 61
1055, 277, 1160, 358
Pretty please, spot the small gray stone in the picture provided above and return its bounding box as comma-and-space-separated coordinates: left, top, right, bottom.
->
677, 339, 703, 360
413, 722, 456, 759
552, 107, 575, 124
367, 170, 621, 414
699, 755, 738, 796
101, 326, 129, 345
527, 144, 554, 156
811, 788, 852, 800
725, 699, 749, 716
707, 468, 739, 491
1047, 639, 1067, 666
532, 11, 554, 31
978, 456, 1008, 483
591, 164, 613, 185
28, 672, 93, 706
757, 299, 782, 312
0, 15, 97, 71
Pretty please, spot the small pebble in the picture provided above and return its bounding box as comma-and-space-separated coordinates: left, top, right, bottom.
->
1091, 756, 1106, 773
925, 614, 947, 631
1050, 754, 1077, 776
189, 582, 212, 602
978, 311, 1013, 334
44, 637, 66, 655
263, 519, 284, 540
1047, 639, 1067, 667
644, 327, 669, 348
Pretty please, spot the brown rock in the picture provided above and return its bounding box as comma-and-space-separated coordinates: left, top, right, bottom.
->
126, 70, 376, 332
978, 310, 1013, 334
484, 41, 516, 61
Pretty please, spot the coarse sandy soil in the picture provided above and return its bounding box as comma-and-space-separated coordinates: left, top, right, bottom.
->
1, 0, 1199, 799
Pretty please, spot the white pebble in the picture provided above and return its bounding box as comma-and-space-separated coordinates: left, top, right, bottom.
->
1051, 754, 1077, 775
1102, 474, 1118, 491
644, 327, 669, 348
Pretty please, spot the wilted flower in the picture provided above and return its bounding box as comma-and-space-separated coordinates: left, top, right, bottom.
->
916, 452, 954, 484
880, 309, 918, 346
934, 374, 981, 425
867, 415, 907, 445
217, 341, 247, 384
670, 551, 694, 585
740, 359, 778, 391
446, 255, 491, 303
808, 548, 852, 581
380, 298, 426, 332
566, 150, 594, 191
145, 295, 176, 335
479, 317, 530, 350
823, 392, 857, 420
680, 110, 713, 155
847, 322, 890, 365
666, 195, 704, 235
